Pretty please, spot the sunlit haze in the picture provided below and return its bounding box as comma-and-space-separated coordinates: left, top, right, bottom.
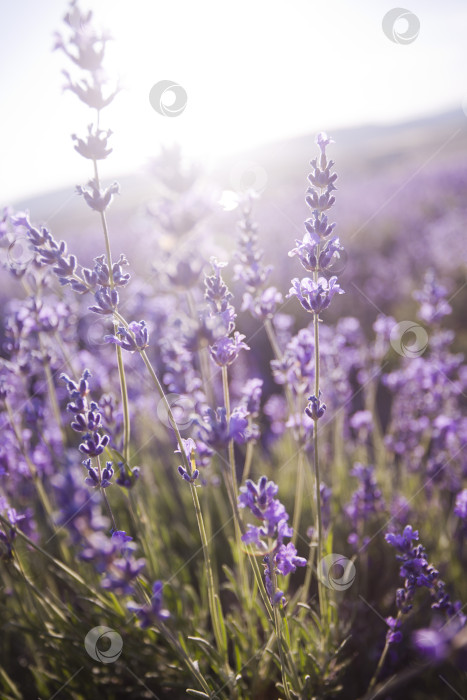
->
1, 0, 466, 202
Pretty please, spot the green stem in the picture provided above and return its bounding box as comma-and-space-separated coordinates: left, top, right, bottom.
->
313, 309, 326, 623
366, 612, 401, 695
242, 436, 254, 483
291, 447, 305, 547
5, 401, 58, 536
0, 515, 113, 610
160, 623, 213, 696
221, 366, 238, 500
190, 482, 228, 664
92, 157, 131, 466
265, 319, 306, 549
96, 455, 117, 530
269, 541, 299, 699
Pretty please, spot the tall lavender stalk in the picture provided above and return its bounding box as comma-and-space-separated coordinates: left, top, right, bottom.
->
288, 133, 344, 617
55, 2, 131, 466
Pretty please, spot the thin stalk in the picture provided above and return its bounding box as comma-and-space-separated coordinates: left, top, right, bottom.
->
291, 447, 305, 547
134, 347, 227, 663
221, 366, 238, 499
186, 290, 213, 405
160, 622, 213, 696
5, 401, 57, 535
366, 612, 401, 695
313, 309, 326, 622
96, 455, 117, 530
269, 541, 300, 699
221, 366, 252, 616
264, 319, 307, 549
137, 332, 273, 623
242, 437, 254, 482
0, 514, 113, 609
190, 482, 228, 664
92, 156, 131, 465
138, 349, 190, 469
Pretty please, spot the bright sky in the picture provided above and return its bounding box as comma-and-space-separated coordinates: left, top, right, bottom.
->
1, 0, 466, 202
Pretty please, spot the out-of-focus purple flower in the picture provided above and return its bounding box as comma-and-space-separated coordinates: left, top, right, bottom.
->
454, 489, 467, 521
413, 627, 450, 662
62, 70, 120, 111
386, 616, 403, 644
105, 320, 149, 352
413, 270, 452, 325
128, 581, 171, 628
76, 179, 119, 212
242, 286, 283, 321
72, 125, 113, 160
195, 406, 252, 448
345, 464, 384, 551
349, 410, 373, 443
101, 555, 146, 594
234, 194, 272, 293
54, 2, 111, 72
413, 617, 466, 664
316, 131, 334, 155
240, 378, 263, 418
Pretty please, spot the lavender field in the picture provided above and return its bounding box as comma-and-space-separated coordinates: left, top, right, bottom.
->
1, 2, 467, 699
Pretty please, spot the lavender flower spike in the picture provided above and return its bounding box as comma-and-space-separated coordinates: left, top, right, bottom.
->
287, 276, 344, 314
105, 320, 149, 352
238, 476, 306, 605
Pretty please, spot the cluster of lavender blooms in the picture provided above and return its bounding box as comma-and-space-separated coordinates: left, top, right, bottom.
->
239, 476, 306, 605
193, 260, 260, 455
383, 273, 467, 490
385, 526, 466, 646
204, 258, 248, 367
128, 580, 171, 628
234, 194, 283, 320
345, 464, 385, 551
286, 133, 345, 428
287, 133, 344, 316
